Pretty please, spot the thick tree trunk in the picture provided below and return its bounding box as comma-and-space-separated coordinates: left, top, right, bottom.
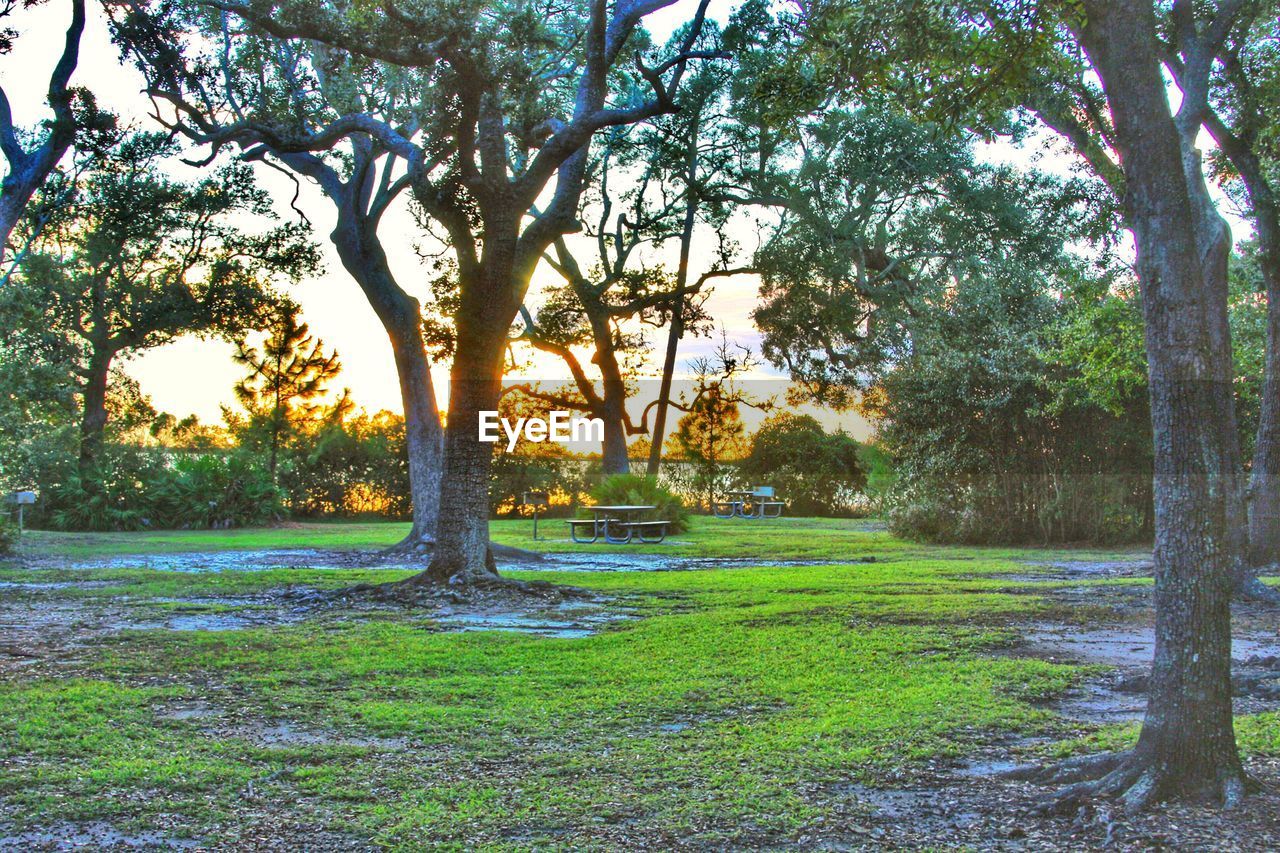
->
599, 401, 631, 475
423, 315, 508, 583
1068, 0, 1247, 810
593, 321, 632, 476
78, 350, 112, 477
330, 217, 443, 545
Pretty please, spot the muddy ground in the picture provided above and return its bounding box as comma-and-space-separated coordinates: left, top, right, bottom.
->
2, 551, 1279, 849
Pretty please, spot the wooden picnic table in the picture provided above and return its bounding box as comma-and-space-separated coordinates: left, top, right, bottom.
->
568, 504, 664, 544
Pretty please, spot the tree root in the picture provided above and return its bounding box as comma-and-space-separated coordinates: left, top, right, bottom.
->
1001, 751, 1128, 785
1236, 575, 1280, 606
1003, 750, 1251, 816
380, 536, 545, 564
317, 570, 591, 607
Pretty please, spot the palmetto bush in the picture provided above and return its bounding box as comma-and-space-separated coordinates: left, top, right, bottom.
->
587, 473, 691, 534
39, 447, 282, 531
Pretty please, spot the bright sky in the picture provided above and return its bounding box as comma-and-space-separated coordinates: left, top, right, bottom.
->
0, 0, 1254, 445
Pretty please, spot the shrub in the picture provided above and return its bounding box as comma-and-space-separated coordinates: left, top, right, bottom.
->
147, 453, 283, 529
588, 473, 691, 534
739, 413, 867, 516
36, 447, 282, 531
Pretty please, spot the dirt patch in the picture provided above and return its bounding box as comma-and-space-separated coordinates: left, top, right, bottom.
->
435, 600, 625, 638
0, 578, 635, 673
1006, 558, 1155, 583
0, 821, 201, 850
16, 546, 855, 576
1002, 621, 1280, 723
1020, 622, 1280, 668
796, 755, 1280, 850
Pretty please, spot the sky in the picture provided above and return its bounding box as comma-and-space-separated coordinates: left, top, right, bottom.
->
0, 0, 1255, 446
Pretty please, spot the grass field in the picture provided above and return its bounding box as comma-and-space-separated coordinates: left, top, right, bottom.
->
1, 519, 1277, 848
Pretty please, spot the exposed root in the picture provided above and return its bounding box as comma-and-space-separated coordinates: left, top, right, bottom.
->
381, 532, 435, 557
1008, 750, 1253, 816
1236, 575, 1280, 606
379, 536, 545, 564
1001, 751, 1127, 785
308, 570, 592, 608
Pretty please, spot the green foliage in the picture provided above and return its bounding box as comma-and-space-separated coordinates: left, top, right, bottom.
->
281, 410, 411, 519
233, 306, 343, 479
37, 448, 281, 532
740, 413, 867, 516
745, 105, 1099, 407
588, 473, 691, 534
666, 387, 748, 510
0, 514, 17, 554
874, 261, 1154, 545
146, 454, 283, 529
856, 441, 896, 515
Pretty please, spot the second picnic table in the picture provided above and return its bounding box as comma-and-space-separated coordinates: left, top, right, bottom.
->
567, 504, 669, 544
716, 488, 785, 519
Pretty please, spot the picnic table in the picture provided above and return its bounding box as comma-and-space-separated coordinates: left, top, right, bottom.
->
566, 504, 669, 544
714, 487, 785, 519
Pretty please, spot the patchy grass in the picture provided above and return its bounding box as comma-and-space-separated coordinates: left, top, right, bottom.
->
1, 519, 1271, 847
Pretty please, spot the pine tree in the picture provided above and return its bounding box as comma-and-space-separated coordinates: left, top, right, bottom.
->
233, 307, 342, 480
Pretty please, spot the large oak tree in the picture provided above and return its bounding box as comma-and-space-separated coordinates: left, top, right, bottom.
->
124, 0, 721, 583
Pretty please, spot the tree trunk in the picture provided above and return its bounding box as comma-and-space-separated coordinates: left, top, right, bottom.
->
646, 117, 701, 478
600, 400, 631, 476
78, 349, 112, 478
424, 312, 508, 582
0, 0, 85, 267
646, 304, 683, 478
1245, 205, 1280, 570
388, 309, 444, 544
593, 317, 631, 476
1201, 95, 1280, 588
330, 217, 443, 545
1068, 0, 1247, 810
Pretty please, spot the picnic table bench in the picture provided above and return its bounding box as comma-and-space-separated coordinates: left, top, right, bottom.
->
714, 487, 785, 520
567, 504, 670, 544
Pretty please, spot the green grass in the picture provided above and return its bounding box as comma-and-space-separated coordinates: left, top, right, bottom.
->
15, 515, 1151, 562
0, 519, 1269, 847
17, 520, 409, 558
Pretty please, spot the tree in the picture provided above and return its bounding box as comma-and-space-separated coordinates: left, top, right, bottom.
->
751, 106, 1093, 406
800, 0, 1256, 812
664, 341, 758, 508
10, 132, 314, 480
868, 260, 1154, 544
233, 305, 342, 480
1062, 0, 1248, 809
112, 2, 448, 547
122, 0, 722, 583
513, 97, 747, 474
1194, 2, 1280, 582
0, 0, 113, 264
740, 413, 865, 517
